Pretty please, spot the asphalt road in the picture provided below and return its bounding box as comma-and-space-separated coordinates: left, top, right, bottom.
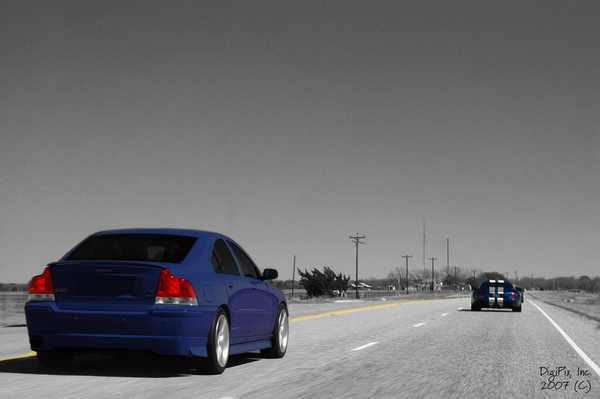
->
1, 297, 599, 399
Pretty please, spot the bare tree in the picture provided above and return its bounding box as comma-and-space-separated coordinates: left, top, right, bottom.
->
387, 267, 404, 290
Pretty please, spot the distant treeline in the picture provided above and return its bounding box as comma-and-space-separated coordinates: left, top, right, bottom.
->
0, 283, 28, 292
270, 272, 600, 295
2, 274, 598, 294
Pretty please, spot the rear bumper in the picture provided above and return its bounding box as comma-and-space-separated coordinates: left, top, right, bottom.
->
471, 298, 521, 309
25, 302, 217, 357
27, 333, 209, 357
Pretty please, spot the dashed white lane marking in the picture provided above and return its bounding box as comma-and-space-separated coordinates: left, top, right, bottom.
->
531, 300, 600, 377
413, 323, 425, 327
352, 342, 378, 351
442, 313, 448, 316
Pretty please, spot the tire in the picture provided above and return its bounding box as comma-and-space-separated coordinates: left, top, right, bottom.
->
471, 304, 481, 311
36, 351, 74, 368
512, 304, 522, 312
204, 308, 230, 374
261, 303, 289, 358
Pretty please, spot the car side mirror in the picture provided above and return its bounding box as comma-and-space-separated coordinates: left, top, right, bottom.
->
262, 268, 278, 280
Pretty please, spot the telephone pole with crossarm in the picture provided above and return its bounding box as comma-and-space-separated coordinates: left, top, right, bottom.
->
350, 234, 365, 299
402, 254, 412, 295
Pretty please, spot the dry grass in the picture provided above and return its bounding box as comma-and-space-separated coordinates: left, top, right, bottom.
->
286, 290, 469, 304
528, 290, 600, 322
0, 293, 27, 326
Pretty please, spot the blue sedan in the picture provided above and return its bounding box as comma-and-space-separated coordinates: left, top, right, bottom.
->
471, 279, 523, 312
25, 229, 289, 374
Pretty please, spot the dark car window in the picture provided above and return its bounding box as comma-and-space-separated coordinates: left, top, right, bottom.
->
228, 242, 259, 278
65, 234, 197, 263
211, 239, 240, 275
481, 282, 513, 290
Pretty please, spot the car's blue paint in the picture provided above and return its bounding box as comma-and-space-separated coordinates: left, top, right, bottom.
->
471, 279, 523, 312
25, 228, 286, 362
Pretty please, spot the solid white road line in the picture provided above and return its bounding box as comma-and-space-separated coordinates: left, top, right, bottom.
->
531, 300, 600, 377
352, 342, 378, 351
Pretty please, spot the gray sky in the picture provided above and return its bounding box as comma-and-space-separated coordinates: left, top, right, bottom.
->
1, 0, 598, 284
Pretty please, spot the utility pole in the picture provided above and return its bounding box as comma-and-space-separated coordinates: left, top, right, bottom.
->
453, 266, 458, 287
429, 257, 437, 292
423, 219, 426, 269
350, 234, 365, 299
446, 236, 450, 277
291, 255, 296, 299
515, 271, 519, 284
531, 274, 534, 290
402, 254, 412, 295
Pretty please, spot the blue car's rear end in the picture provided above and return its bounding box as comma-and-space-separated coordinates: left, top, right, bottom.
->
25, 262, 214, 359
25, 229, 289, 373
25, 231, 218, 367
471, 279, 522, 312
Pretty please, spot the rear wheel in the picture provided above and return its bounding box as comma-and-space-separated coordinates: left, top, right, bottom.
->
512, 304, 522, 312
204, 308, 230, 374
261, 303, 289, 358
471, 304, 481, 311
36, 351, 74, 368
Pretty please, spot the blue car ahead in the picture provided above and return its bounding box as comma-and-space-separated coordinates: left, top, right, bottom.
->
25, 229, 289, 374
471, 279, 522, 312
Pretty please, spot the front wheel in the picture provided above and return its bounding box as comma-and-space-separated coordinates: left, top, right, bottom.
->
204, 308, 230, 374
261, 303, 289, 358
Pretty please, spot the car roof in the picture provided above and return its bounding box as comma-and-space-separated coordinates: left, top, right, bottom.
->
91, 228, 222, 238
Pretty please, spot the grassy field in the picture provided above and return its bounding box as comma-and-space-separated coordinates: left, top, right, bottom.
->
0, 292, 27, 327
528, 290, 600, 322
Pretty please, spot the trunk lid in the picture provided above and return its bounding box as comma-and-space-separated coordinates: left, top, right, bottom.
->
50, 261, 164, 311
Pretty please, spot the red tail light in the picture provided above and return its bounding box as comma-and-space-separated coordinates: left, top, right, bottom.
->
28, 267, 55, 302
475, 292, 485, 298
508, 292, 519, 299
155, 269, 198, 306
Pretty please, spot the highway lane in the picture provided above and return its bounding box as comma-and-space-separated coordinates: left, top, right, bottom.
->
1, 297, 599, 398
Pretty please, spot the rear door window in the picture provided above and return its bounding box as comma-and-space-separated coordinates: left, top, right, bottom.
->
228, 242, 259, 279
211, 239, 240, 275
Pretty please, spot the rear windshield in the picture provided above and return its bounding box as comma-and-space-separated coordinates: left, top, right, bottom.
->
480, 282, 513, 290
65, 234, 198, 263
